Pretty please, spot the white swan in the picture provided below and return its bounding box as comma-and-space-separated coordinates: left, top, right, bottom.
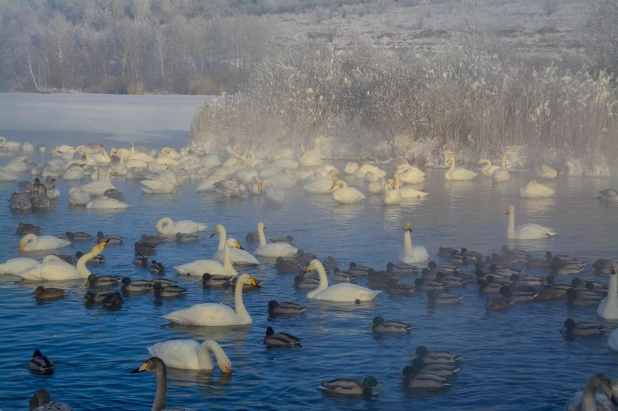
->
306, 260, 381, 302
0, 170, 18, 181
303, 169, 339, 194
505, 205, 557, 240
163, 273, 257, 326
0, 258, 41, 275
331, 179, 365, 204
476, 159, 500, 177
173, 238, 240, 277
128, 142, 154, 162
598, 265, 618, 320
344, 161, 359, 175
565, 374, 617, 411
519, 180, 555, 198
147, 340, 232, 372
17, 241, 107, 281
491, 153, 510, 182
535, 163, 557, 180
19, 234, 72, 252
212, 224, 260, 265
254, 222, 298, 257
156, 217, 206, 235
444, 156, 478, 181
261, 179, 285, 204
398, 222, 429, 264
79, 168, 117, 196
68, 188, 91, 206
0, 136, 21, 151
86, 196, 131, 209
62, 167, 85, 181
298, 143, 322, 167
393, 174, 428, 198
382, 181, 401, 205
397, 165, 425, 184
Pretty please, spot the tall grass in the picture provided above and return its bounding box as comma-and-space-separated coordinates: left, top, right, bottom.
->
191, 44, 618, 169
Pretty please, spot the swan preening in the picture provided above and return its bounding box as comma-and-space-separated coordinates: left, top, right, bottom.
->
519, 180, 555, 198
565, 374, 618, 411
505, 205, 557, 240
147, 339, 231, 372
19, 234, 71, 252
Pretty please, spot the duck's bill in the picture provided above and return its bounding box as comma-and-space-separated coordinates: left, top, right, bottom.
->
131, 363, 148, 373
375, 384, 384, 391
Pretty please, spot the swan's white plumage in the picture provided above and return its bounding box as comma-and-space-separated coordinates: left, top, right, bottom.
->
156, 217, 206, 235
506, 205, 557, 240
444, 156, 478, 181
307, 260, 380, 302
19, 235, 72, 252
147, 340, 231, 372
174, 238, 239, 277
519, 180, 555, 198
254, 222, 298, 257
331, 180, 365, 204
0, 258, 40, 275
398, 223, 429, 264
86, 196, 130, 209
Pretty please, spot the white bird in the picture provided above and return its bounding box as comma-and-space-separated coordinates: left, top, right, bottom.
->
85, 196, 130, 209
0, 257, 41, 275
344, 161, 359, 175
261, 179, 284, 204
79, 168, 117, 196
535, 163, 557, 180
0, 136, 21, 151
397, 165, 425, 184
306, 259, 381, 302
212, 224, 260, 265
0, 170, 18, 181
156, 217, 206, 235
162, 273, 257, 326
565, 374, 617, 411
147, 340, 232, 372
62, 167, 85, 181
68, 188, 91, 206
477, 159, 500, 177
19, 234, 72, 252
392, 174, 428, 198
298, 143, 322, 167
491, 153, 510, 182
444, 156, 478, 181
331, 179, 365, 204
398, 222, 429, 264
173, 238, 240, 277
382, 180, 401, 205
303, 169, 339, 194
598, 265, 618, 320
519, 180, 555, 198
254, 222, 298, 258
505, 205, 557, 240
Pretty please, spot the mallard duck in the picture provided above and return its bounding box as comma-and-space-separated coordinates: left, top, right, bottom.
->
245, 232, 259, 243
386, 262, 417, 274
435, 272, 465, 287
371, 316, 411, 333
501, 245, 531, 262
149, 260, 166, 274
264, 327, 302, 348
323, 256, 338, 269
561, 318, 605, 338
231, 276, 263, 291
460, 247, 482, 261
385, 282, 416, 295
414, 278, 445, 291
56, 231, 92, 242
488, 263, 519, 277
140, 234, 167, 245
549, 262, 584, 276
134, 241, 156, 254
29, 349, 55, 374
293, 249, 318, 265
121, 277, 152, 292
275, 257, 299, 274
545, 251, 580, 264
200, 273, 231, 288
566, 289, 602, 306
411, 358, 460, 378
593, 259, 615, 274
438, 247, 458, 258
96, 231, 123, 245
268, 300, 306, 316
86, 274, 120, 287
319, 376, 382, 398
74, 251, 105, 264
16, 223, 41, 234
500, 285, 538, 302
427, 261, 459, 272
151, 278, 177, 287
84, 290, 115, 304
34, 286, 67, 300
102, 291, 124, 310
400, 365, 451, 389
153, 282, 187, 298
425, 289, 463, 306
293, 275, 319, 290
368, 274, 397, 290
544, 275, 570, 294
29, 388, 72, 410
270, 235, 294, 245
133, 253, 149, 266
509, 274, 544, 287
332, 268, 356, 284
485, 297, 513, 311
477, 277, 504, 294
534, 289, 565, 301
348, 262, 373, 276
414, 346, 462, 363
175, 232, 199, 242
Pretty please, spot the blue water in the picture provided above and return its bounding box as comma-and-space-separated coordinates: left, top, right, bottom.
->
1, 96, 618, 410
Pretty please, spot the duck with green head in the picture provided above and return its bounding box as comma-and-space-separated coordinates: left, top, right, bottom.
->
411, 358, 460, 378
153, 282, 187, 299
370, 316, 411, 333
400, 365, 451, 389
121, 277, 152, 293
86, 274, 119, 287
319, 376, 382, 398
414, 345, 462, 364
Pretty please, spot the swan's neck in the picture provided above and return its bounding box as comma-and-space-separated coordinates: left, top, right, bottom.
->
223, 243, 233, 272
105, 168, 112, 183
340, 181, 348, 190
607, 273, 618, 308
76, 246, 103, 276
481, 161, 490, 172
258, 225, 267, 247
507, 212, 515, 239
204, 341, 229, 370
153, 367, 167, 411
308, 264, 329, 298
233, 278, 251, 323
450, 159, 455, 171
404, 230, 413, 253
217, 227, 226, 250
394, 173, 400, 189
157, 218, 171, 234
501, 156, 507, 169
197, 343, 214, 370
582, 380, 599, 411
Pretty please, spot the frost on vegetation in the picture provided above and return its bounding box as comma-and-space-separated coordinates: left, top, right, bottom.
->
190, 45, 618, 174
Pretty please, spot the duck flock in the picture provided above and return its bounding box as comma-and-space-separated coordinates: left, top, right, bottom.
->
1, 137, 618, 410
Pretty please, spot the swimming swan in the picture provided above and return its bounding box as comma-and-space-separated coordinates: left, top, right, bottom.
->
535, 163, 557, 180
330, 179, 365, 204
398, 222, 429, 264
565, 373, 617, 411
86, 196, 131, 209
17, 241, 108, 281
156, 217, 206, 235
303, 169, 339, 194
306, 259, 381, 302
491, 153, 510, 182
19, 234, 72, 252
254, 221, 298, 257
0, 257, 41, 275
505, 205, 557, 240
519, 180, 555, 198
598, 266, 618, 320
131, 357, 195, 411
211, 224, 260, 265
173, 238, 241, 277
147, 339, 232, 372
79, 168, 117, 196
162, 273, 257, 326
382, 180, 401, 205
393, 173, 428, 198
476, 159, 500, 177
444, 156, 478, 181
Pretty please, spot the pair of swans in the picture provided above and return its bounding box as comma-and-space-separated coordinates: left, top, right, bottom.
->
444, 156, 478, 181
19, 234, 72, 252
212, 224, 259, 265
398, 222, 429, 263
520, 180, 555, 198
16, 240, 108, 281
331, 180, 365, 204
306, 260, 380, 302
173, 238, 241, 277
254, 221, 298, 257
163, 273, 257, 325
156, 217, 206, 235
505, 205, 557, 239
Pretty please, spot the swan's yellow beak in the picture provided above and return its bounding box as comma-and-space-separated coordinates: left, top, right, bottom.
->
259, 183, 264, 193
210, 229, 217, 237
19, 244, 24, 252
131, 361, 150, 373
166, 165, 172, 170
249, 278, 257, 286
222, 364, 232, 374
305, 264, 312, 273
390, 180, 395, 188
235, 242, 244, 250
475, 160, 481, 165
98, 240, 109, 247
